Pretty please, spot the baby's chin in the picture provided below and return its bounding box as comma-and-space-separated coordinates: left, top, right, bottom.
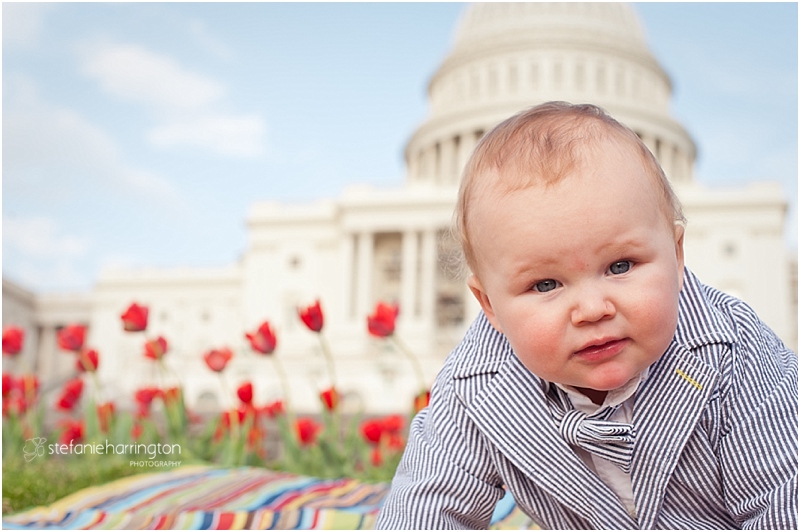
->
577, 366, 642, 393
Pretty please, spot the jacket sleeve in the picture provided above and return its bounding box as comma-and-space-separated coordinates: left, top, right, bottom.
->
718, 310, 798, 529
376, 361, 505, 529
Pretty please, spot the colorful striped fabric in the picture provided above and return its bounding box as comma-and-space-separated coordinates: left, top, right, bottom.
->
3, 465, 537, 529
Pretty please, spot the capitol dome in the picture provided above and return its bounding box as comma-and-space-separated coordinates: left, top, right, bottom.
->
405, 2, 697, 188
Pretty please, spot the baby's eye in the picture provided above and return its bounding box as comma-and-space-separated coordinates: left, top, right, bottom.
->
608, 260, 632, 275
532, 279, 560, 293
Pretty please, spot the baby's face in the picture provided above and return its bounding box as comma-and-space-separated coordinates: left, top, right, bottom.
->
467, 142, 685, 396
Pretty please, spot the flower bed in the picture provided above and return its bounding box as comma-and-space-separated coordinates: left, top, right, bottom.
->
2, 299, 430, 513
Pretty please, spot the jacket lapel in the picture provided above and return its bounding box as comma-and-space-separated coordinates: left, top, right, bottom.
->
631, 295, 725, 528
457, 353, 637, 529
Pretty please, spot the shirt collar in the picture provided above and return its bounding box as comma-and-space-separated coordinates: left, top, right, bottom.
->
551, 367, 650, 414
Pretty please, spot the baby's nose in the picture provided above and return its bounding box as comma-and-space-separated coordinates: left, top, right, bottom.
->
570, 286, 616, 325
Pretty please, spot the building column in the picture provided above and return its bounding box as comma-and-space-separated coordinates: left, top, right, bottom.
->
420, 147, 432, 183
37, 325, 57, 387
440, 137, 457, 185
640, 132, 657, 160
407, 151, 419, 183
456, 131, 474, 181
342, 232, 357, 319
661, 144, 676, 183
401, 230, 419, 320
356, 231, 374, 320
419, 229, 437, 327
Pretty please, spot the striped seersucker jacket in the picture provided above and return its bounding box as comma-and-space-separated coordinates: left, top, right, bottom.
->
376, 268, 798, 529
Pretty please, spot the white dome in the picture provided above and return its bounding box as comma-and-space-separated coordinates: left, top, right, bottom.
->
453, 2, 647, 53
405, 2, 697, 189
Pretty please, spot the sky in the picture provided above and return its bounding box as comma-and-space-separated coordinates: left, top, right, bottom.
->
3, 2, 798, 294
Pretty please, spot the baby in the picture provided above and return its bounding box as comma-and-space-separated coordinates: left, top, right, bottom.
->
376, 102, 797, 529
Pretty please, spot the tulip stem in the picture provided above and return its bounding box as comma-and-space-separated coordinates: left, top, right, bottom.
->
90, 371, 103, 404
272, 355, 296, 425
317, 334, 337, 389
391, 335, 426, 394
219, 372, 242, 463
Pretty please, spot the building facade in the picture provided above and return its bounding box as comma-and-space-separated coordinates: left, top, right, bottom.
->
3, 3, 795, 415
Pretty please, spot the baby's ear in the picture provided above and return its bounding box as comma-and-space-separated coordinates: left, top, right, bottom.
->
467, 275, 503, 333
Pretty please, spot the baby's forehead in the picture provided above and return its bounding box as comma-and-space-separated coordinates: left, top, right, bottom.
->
467, 143, 669, 237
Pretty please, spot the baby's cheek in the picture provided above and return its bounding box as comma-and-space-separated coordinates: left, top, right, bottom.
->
513, 325, 564, 375
631, 285, 679, 345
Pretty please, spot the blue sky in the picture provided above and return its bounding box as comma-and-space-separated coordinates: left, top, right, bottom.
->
3, 2, 797, 294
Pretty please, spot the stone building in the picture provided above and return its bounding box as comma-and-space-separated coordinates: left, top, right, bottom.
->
3, 3, 795, 415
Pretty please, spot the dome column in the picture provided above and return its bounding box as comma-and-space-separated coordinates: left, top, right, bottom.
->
440, 137, 458, 184
456, 131, 475, 182
661, 143, 676, 183
408, 151, 420, 183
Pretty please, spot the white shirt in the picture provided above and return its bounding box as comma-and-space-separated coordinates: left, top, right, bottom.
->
553, 369, 649, 518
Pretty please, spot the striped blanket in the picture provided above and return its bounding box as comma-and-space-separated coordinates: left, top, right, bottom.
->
3, 466, 537, 529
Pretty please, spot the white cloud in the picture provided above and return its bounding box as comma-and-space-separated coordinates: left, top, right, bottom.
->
148, 114, 266, 157
3, 215, 91, 259
3, 75, 190, 212
77, 41, 267, 158
4, 85, 122, 177
80, 43, 226, 111
2, 3, 52, 48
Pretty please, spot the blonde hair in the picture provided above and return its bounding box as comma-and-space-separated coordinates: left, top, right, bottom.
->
453, 101, 685, 274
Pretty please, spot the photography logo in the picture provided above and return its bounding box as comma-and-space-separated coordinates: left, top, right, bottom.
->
23, 437, 47, 462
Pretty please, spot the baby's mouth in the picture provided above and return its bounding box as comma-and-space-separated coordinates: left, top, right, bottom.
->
574, 338, 628, 359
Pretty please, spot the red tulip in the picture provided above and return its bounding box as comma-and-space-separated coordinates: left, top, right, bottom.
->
160, 387, 181, 405
382, 414, 405, 435
413, 389, 431, 414
263, 399, 284, 418
361, 419, 384, 445
2, 373, 12, 397
59, 419, 84, 445
3, 374, 38, 416
245, 321, 277, 355
121, 303, 149, 332
367, 302, 399, 338
298, 300, 324, 332
143, 336, 168, 360
237, 382, 253, 405
131, 422, 144, 440
2, 326, 24, 356
57, 394, 78, 411
97, 402, 115, 433
76, 348, 99, 373
57, 324, 86, 351
295, 417, 321, 446
203, 347, 233, 372
320, 387, 339, 411
3, 395, 27, 416
220, 406, 248, 428
371, 446, 383, 467
56, 378, 84, 411
386, 433, 406, 452
247, 426, 264, 451
134, 387, 159, 407
359, 416, 405, 444
15, 374, 39, 399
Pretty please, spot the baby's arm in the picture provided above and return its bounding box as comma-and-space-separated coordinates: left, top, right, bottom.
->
719, 320, 798, 529
376, 375, 505, 529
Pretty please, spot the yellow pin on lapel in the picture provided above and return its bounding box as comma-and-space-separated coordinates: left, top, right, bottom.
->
676, 368, 703, 390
